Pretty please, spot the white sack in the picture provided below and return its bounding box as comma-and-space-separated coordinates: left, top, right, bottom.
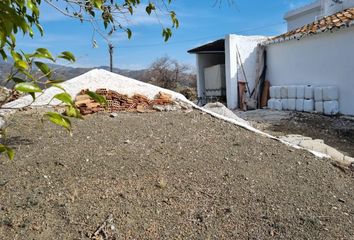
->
324, 101, 339, 115
269, 87, 275, 99
322, 86, 339, 101
314, 87, 323, 101
304, 99, 314, 112
273, 99, 282, 111
287, 86, 297, 99
304, 85, 314, 99
296, 86, 305, 99
315, 101, 324, 114
280, 86, 288, 99
288, 99, 296, 111
281, 99, 288, 110
296, 99, 304, 112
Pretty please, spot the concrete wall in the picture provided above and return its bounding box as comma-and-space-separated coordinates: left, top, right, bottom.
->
285, 0, 354, 31
286, 9, 321, 31
225, 35, 268, 109
196, 53, 225, 100
285, 1, 321, 31
266, 27, 354, 115
322, 0, 354, 16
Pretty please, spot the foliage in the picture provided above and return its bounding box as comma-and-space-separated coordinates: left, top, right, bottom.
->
0, 0, 178, 160
143, 56, 195, 90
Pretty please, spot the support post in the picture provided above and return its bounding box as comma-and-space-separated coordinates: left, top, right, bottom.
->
225, 34, 238, 109
108, 43, 114, 72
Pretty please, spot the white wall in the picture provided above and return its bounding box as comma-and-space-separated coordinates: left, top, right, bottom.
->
225, 34, 268, 109
266, 27, 354, 115
196, 53, 225, 100
285, 1, 321, 31
286, 9, 321, 31
322, 0, 354, 16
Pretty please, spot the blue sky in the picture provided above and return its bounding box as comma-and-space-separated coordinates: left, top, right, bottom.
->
18, 0, 313, 70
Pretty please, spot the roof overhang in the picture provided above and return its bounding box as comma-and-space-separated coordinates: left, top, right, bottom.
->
187, 39, 225, 54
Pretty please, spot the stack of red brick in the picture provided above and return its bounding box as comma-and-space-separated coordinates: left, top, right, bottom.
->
75, 88, 173, 115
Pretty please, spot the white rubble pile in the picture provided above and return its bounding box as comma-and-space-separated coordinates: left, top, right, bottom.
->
1, 69, 189, 112
280, 134, 354, 166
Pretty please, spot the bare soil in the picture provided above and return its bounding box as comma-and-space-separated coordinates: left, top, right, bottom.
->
241, 111, 354, 157
0, 109, 354, 239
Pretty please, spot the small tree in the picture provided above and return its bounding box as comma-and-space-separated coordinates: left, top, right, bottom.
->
145, 56, 191, 90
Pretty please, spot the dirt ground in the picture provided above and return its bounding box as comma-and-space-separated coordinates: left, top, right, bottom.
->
236, 110, 354, 157
0, 109, 354, 239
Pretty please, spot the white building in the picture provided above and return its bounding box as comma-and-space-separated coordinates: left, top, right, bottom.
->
265, 0, 354, 115
188, 0, 354, 115
188, 35, 268, 109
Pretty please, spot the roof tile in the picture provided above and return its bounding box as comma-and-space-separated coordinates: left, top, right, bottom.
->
271, 7, 354, 43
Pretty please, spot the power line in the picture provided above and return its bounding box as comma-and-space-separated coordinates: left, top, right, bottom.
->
116, 21, 286, 49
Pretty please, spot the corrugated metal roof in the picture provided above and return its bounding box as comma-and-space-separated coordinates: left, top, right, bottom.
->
264, 7, 354, 45
187, 39, 224, 54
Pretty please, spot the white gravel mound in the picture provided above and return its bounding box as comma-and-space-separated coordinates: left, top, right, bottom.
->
203, 102, 249, 125
2, 69, 188, 110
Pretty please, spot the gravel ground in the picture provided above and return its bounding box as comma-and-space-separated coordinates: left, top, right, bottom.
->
237, 110, 354, 157
0, 109, 353, 239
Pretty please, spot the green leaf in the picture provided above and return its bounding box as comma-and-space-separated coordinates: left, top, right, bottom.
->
51, 83, 66, 92
146, 3, 156, 15
65, 105, 83, 119
35, 61, 51, 77
93, 0, 103, 9
35, 48, 54, 61
126, 28, 132, 39
0, 144, 15, 160
58, 51, 75, 62
11, 51, 22, 62
15, 82, 42, 93
45, 112, 71, 132
46, 79, 65, 84
15, 59, 28, 70
87, 91, 107, 106
36, 23, 44, 36
0, 49, 7, 61
12, 77, 25, 83
53, 92, 73, 105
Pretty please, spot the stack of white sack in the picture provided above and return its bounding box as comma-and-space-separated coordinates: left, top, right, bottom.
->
268, 85, 339, 116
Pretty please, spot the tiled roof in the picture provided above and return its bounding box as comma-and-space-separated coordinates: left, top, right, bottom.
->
265, 8, 354, 45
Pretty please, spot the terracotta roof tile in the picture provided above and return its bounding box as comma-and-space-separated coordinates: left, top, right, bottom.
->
269, 7, 354, 44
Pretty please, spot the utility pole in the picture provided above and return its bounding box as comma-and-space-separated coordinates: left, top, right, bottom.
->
108, 43, 114, 72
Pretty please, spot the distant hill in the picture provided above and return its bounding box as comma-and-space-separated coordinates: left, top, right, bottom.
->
0, 60, 151, 87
